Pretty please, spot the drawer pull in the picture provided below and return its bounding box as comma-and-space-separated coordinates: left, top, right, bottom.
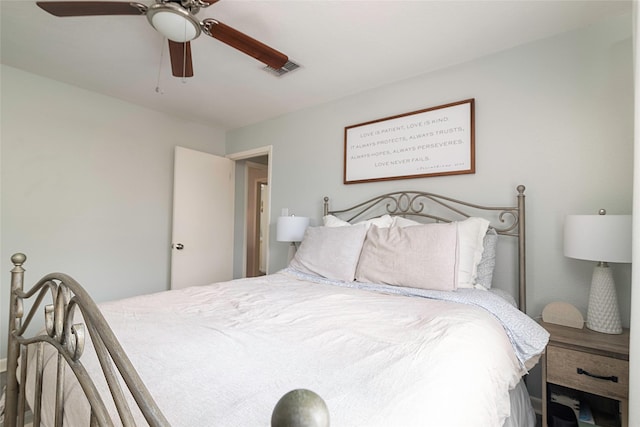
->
576, 368, 618, 383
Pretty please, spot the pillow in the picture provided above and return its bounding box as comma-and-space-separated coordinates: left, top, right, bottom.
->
475, 228, 498, 288
289, 225, 368, 282
323, 214, 351, 227
391, 215, 490, 289
323, 214, 394, 228
355, 223, 459, 291
456, 217, 490, 288
391, 216, 420, 228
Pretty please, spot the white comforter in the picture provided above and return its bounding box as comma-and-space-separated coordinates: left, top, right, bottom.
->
28, 272, 541, 427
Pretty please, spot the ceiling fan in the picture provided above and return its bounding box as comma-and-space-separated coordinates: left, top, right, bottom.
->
36, 0, 291, 78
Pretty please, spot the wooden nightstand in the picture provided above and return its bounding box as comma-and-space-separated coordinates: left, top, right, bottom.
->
540, 321, 630, 427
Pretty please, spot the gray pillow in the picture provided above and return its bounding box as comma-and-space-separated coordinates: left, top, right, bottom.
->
289, 225, 368, 282
475, 228, 498, 288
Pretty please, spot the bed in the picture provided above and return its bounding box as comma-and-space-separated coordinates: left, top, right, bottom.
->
4, 185, 549, 427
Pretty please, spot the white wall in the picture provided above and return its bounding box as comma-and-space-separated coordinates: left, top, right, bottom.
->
228, 14, 634, 399
0, 65, 226, 357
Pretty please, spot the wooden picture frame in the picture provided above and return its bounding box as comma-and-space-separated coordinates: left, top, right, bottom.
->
344, 99, 475, 184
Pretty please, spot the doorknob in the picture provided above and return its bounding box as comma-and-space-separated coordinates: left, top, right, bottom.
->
173, 243, 184, 250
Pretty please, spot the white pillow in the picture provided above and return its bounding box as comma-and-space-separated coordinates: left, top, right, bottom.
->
289, 225, 368, 282
456, 217, 490, 288
323, 214, 351, 227
323, 214, 393, 228
355, 223, 459, 291
391, 216, 421, 228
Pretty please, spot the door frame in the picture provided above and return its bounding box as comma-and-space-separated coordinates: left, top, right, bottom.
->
227, 145, 272, 277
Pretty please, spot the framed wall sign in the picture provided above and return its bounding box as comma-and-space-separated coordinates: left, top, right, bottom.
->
344, 99, 475, 184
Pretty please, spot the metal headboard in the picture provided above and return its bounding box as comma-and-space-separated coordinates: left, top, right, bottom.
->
323, 185, 527, 311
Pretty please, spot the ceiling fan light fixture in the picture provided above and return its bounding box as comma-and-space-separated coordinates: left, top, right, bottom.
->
147, 3, 201, 42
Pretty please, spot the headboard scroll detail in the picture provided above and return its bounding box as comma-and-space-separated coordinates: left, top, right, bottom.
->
324, 185, 525, 236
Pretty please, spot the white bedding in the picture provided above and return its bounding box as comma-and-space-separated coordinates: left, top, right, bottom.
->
26, 271, 544, 426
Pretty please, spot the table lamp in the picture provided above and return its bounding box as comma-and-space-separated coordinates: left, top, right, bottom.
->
563, 210, 632, 334
277, 215, 310, 262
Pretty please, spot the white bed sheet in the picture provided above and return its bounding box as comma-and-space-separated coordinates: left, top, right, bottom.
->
506, 379, 536, 427
26, 271, 543, 426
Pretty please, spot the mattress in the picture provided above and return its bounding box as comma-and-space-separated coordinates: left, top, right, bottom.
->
24, 270, 547, 426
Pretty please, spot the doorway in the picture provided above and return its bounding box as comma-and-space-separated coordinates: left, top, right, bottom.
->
245, 161, 268, 277
227, 146, 272, 278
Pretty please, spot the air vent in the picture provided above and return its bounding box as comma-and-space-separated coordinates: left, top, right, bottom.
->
263, 60, 301, 77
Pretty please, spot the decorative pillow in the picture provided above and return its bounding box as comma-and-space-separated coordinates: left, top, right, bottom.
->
323, 214, 393, 228
391, 215, 490, 289
475, 228, 498, 289
456, 217, 490, 288
289, 225, 368, 282
355, 223, 459, 291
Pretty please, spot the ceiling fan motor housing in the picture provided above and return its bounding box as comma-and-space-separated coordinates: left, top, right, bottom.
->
147, 1, 202, 42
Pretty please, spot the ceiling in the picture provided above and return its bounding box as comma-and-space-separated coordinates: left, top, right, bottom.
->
0, 0, 632, 130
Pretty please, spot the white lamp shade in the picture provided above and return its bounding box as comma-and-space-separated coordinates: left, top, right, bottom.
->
277, 216, 310, 242
564, 214, 632, 263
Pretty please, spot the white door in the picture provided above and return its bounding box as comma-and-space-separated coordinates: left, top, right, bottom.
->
170, 146, 235, 289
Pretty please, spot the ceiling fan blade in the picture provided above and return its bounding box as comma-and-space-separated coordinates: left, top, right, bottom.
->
36, 1, 145, 17
203, 19, 288, 70
168, 40, 194, 78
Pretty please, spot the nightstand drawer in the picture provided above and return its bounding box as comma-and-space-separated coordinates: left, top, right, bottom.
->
547, 346, 629, 400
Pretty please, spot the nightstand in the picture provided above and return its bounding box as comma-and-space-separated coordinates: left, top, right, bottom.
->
540, 321, 630, 427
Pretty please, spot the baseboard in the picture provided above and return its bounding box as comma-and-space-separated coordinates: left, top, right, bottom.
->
530, 396, 542, 415
0, 357, 6, 373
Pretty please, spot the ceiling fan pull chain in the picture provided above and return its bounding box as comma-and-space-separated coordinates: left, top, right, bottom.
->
182, 21, 188, 82
155, 38, 166, 94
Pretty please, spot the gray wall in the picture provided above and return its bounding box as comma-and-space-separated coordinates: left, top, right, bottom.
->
0, 65, 226, 356
227, 14, 634, 398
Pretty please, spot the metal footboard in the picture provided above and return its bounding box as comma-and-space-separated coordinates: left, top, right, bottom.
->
5, 253, 170, 427
5, 254, 330, 427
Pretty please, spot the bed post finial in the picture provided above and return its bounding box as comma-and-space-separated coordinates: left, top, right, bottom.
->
323, 196, 329, 217
272, 389, 330, 427
517, 185, 525, 195
11, 252, 26, 267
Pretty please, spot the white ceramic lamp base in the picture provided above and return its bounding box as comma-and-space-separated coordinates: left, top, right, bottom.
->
586, 264, 622, 334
